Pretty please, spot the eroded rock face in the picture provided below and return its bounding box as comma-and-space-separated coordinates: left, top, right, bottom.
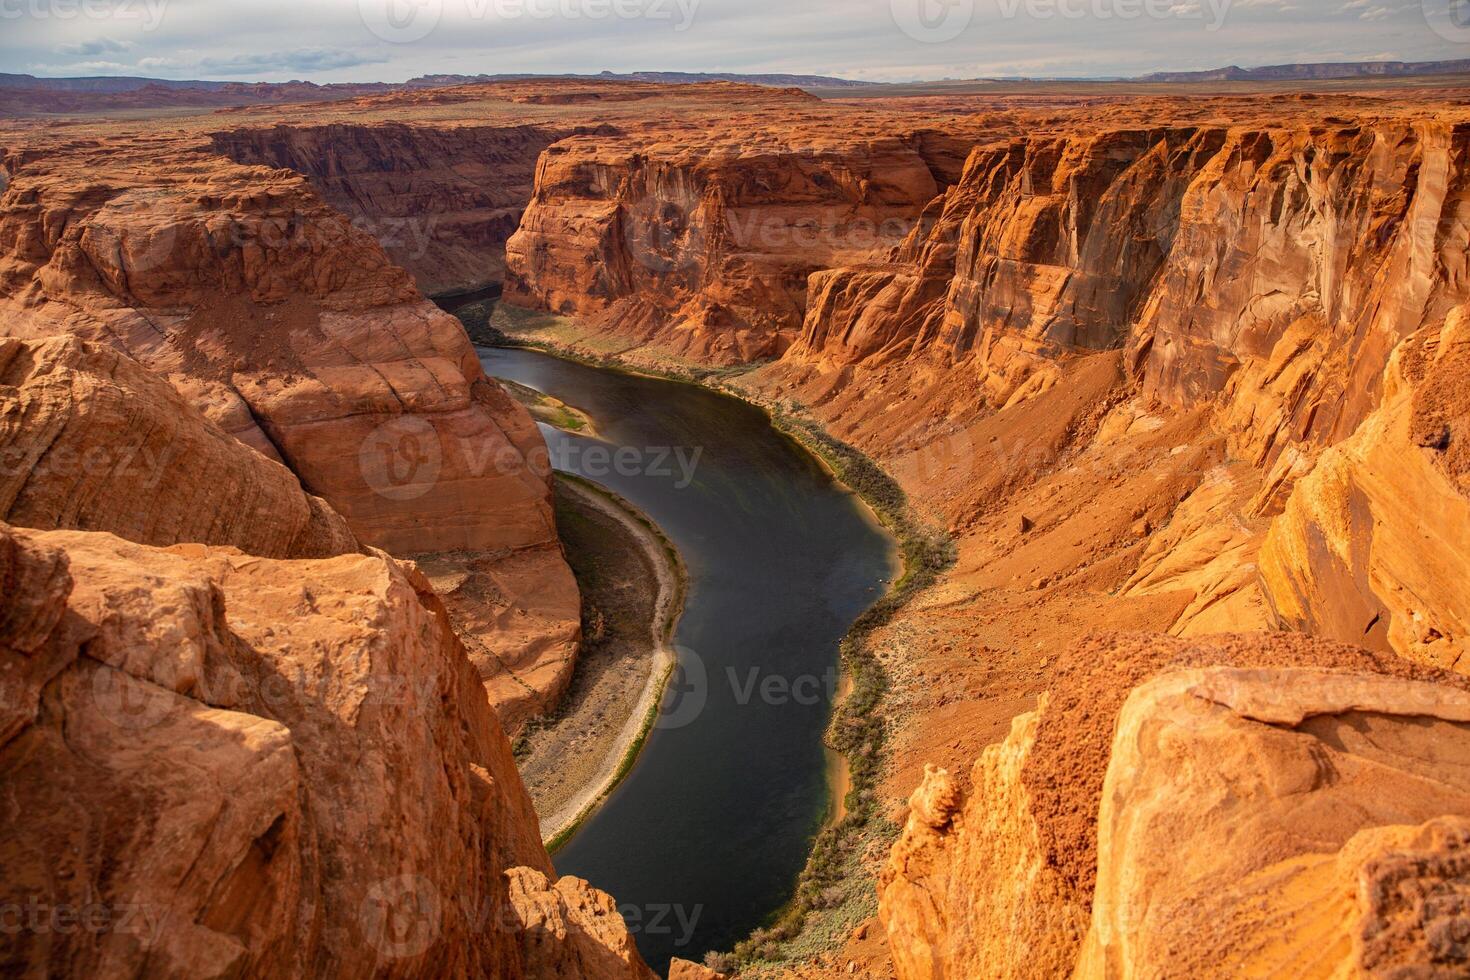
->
879, 708, 1086, 980
1261, 308, 1470, 671
0, 334, 358, 559
667, 958, 727, 979
506, 868, 656, 979
879, 633, 1470, 980
1134, 123, 1470, 456
0, 140, 580, 725
0, 140, 556, 557
504, 125, 965, 363
750, 117, 1470, 701
1076, 666, 1470, 978
757, 121, 1470, 463
0, 521, 651, 979
211, 122, 588, 295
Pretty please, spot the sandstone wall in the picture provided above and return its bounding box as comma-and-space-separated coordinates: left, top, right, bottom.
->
749, 119, 1470, 671
504, 129, 964, 363
0, 140, 579, 727
1260, 307, 1470, 671
210, 122, 590, 295
1077, 666, 1470, 978
0, 142, 559, 557
763, 122, 1470, 449
0, 334, 359, 559
0, 521, 652, 979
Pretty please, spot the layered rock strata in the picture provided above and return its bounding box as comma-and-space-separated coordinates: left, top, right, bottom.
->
0, 138, 579, 725
504, 118, 990, 363
211, 122, 588, 295
1260, 307, 1470, 671
0, 334, 358, 559
737, 118, 1470, 672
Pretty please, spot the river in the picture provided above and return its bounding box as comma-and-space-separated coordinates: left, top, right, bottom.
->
477, 346, 897, 970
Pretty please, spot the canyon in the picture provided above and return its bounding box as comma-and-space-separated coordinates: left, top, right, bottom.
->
2, 74, 1470, 978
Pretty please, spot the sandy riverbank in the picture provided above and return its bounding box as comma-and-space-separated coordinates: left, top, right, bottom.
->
516, 475, 685, 848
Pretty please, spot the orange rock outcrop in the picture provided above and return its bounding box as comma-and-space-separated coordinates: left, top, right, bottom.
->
879, 632, 1470, 979
504, 122, 970, 363
1261, 306, 1470, 671
1, 334, 358, 559
0, 130, 578, 726
0, 520, 652, 978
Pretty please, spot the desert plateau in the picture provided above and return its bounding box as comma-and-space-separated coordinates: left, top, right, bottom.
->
4, 2, 1470, 978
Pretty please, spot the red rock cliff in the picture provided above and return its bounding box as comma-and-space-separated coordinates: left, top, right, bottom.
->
0, 135, 580, 727
210, 122, 592, 295
0, 334, 359, 560
504, 117, 982, 363
751, 116, 1470, 669
0, 520, 652, 979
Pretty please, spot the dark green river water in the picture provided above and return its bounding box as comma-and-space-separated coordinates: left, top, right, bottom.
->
477, 345, 897, 970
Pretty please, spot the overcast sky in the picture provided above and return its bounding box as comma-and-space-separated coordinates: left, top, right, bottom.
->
2, 0, 1468, 83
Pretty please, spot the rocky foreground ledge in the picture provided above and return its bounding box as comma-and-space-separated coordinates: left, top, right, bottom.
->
0, 519, 653, 977
879, 632, 1470, 978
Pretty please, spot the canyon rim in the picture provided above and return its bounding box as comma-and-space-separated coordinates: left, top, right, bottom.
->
4, 5, 1470, 979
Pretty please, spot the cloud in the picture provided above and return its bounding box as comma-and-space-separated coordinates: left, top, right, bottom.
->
6, 0, 1467, 84
188, 48, 390, 75
28, 60, 138, 74
55, 38, 134, 57
83, 47, 390, 78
